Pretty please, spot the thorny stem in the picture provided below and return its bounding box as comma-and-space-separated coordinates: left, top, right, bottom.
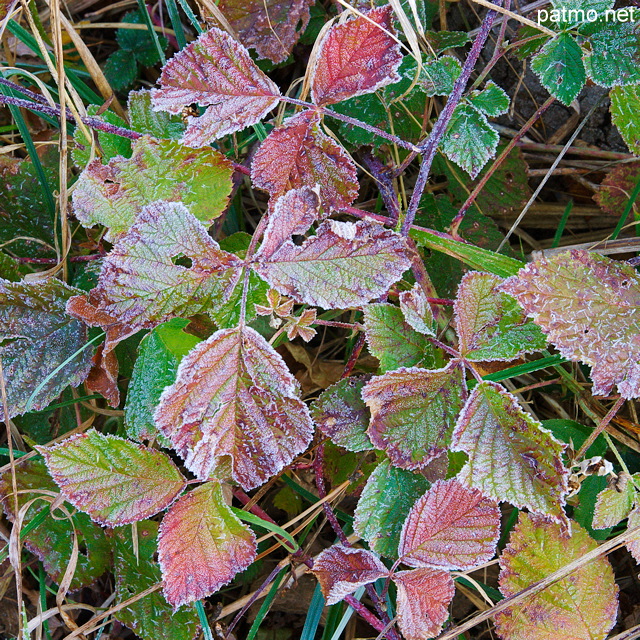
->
279, 96, 420, 152
343, 594, 386, 633
342, 332, 367, 378
400, 2, 502, 235
449, 95, 555, 237
361, 151, 401, 222
15, 253, 106, 264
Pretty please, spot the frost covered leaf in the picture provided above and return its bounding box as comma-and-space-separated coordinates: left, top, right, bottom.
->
256, 187, 322, 260
251, 110, 359, 210
626, 507, 640, 563
155, 325, 314, 489
113, 521, 200, 640
311, 545, 389, 604
531, 32, 585, 105
468, 81, 510, 117
0, 459, 110, 589
455, 271, 547, 361
354, 459, 430, 557
594, 161, 640, 216
125, 319, 201, 445
583, 20, 640, 87
399, 284, 436, 337
496, 513, 618, 640
218, 0, 314, 63
310, 5, 401, 106
441, 104, 499, 179
311, 376, 372, 452
363, 362, 465, 470
452, 381, 569, 521
151, 27, 281, 146
398, 478, 500, 570
72, 136, 233, 242
610, 84, 640, 155
501, 250, 640, 398
0, 278, 93, 417
128, 89, 185, 139
592, 473, 637, 529
88, 201, 242, 336
72, 106, 131, 167
158, 482, 256, 608
40, 429, 186, 526
392, 567, 455, 640
419, 55, 461, 96
364, 303, 435, 371
255, 220, 410, 309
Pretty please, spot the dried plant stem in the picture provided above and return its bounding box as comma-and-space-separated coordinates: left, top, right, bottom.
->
400, 2, 501, 235
574, 395, 626, 462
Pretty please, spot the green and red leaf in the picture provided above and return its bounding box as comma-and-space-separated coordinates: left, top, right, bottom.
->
155, 325, 314, 489
40, 429, 187, 525
158, 482, 257, 608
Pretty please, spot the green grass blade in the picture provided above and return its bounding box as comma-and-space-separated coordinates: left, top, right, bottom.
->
611, 172, 640, 240
246, 567, 287, 640
301, 583, 325, 640
551, 199, 573, 248
329, 586, 365, 640
176, 0, 203, 34
136, 0, 166, 65
195, 601, 214, 640
165, 0, 187, 49
231, 507, 299, 552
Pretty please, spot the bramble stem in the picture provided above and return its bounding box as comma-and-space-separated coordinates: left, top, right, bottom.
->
400, 2, 502, 235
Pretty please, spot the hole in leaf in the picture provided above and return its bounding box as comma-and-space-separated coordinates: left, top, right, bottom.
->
172, 255, 193, 268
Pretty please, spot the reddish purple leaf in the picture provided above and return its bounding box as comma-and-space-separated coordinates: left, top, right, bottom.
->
155, 325, 314, 489
312, 545, 389, 605
452, 381, 569, 522
256, 187, 321, 260
310, 6, 402, 107
362, 362, 465, 470
251, 110, 359, 210
254, 219, 411, 309
218, 0, 314, 64
399, 284, 435, 337
151, 27, 281, 146
392, 567, 455, 640
39, 430, 187, 526
158, 482, 256, 608
496, 513, 618, 640
626, 507, 640, 563
398, 478, 500, 570
501, 250, 640, 398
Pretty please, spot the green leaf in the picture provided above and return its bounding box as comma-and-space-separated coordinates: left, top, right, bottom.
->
542, 418, 608, 458
128, 89, 185, 139
72, 135, 234, 241
423, 30, 471, 54
441, 104, 499, 178
610, 84, 640, 155
0, 278, 93, 417
454, 271, 547, 361
468, 81, 510, 117
593, 472, 637, 529
125, 318, 202, 445
158, 482, 257, 608
0, 154, 56, 258
113, 520, 200, 640
419, 55, 461, 96
104, 48, 138, 91
0, 460, 110, 589
573, 475, 613, 541
40, 429, 187, 525
594, 160, 640, 216
531, 32, 585, 105
363, 361, 465, 470
583, 20, 640, 86
364, 303, 436, 372
496, 513, 618, 640
452, 381, 569, 522
72, 106, 132, 167
116, 10, 168, 66
311, 376, 373, 453
354, 459, 430, 557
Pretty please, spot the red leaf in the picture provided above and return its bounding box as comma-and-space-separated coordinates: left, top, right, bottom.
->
40, 430, 187, 526
151, 27, 281, 146
155, 325, 314, 489
256, 187, 322, 260
310, 6, 402, 106
85, 343, 120, 408
218, 0, 314, 64
398, 478, 500, 570
158, 482, 256, 608
392, 567, 455, 640
254, 219, 411, 309
362, 362, 465, 470
312, 545, 389, 605
251, 110, 359, 210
